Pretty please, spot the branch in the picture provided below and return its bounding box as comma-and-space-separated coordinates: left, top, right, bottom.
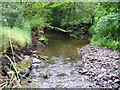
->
51, 26, 71, 33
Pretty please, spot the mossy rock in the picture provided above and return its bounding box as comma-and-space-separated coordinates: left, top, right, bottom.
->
16, 60, 32, 73
18, 60, 32, 68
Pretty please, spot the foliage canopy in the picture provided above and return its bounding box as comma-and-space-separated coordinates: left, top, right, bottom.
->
1, 2, 120, 51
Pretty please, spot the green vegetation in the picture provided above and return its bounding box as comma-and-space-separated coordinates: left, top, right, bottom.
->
0, 27, 31, 51
1, 2, 120, 51
90, 13, 120, 50
0, 2, 119, 89
89, 2, 120, 50
1, 2, 45, 51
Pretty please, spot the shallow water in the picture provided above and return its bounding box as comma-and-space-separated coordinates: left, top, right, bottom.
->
43, 31, 90, 58
30, 31, 92, 88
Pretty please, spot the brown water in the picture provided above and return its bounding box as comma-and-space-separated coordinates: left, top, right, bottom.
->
43, 31, 90, 58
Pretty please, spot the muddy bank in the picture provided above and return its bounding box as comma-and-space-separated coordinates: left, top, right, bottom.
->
78, 45, 120, 88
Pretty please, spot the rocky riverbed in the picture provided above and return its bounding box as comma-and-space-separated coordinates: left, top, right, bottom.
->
29, 44, 120, 88
0, 44, 120, 88
30, 56, 93, 88
78, 45, 120, 88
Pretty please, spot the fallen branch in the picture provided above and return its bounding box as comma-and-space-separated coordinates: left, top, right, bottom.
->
51, 26, 72, 33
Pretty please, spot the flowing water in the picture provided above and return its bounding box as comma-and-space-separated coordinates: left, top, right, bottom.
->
30, 31, 92, 88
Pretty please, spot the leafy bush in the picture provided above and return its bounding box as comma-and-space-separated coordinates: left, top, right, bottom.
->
28, 19, 45, 29
2, 2, 25, 28
90, 13, 120, 50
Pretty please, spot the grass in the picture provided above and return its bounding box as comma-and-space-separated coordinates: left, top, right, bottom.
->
0, 26, 32, 88
91, 35, 120, 50
0, 26, 31, 51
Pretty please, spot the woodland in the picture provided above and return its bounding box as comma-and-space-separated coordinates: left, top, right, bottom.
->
0, 2, 120, 88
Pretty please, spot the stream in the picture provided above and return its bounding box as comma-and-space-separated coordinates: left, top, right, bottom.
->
30, 31, 92, 88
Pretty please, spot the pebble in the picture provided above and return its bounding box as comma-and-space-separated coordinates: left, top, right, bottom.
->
32, 64, 40, 69
32, 58, 42, 63
24, 55, 31, 60
114, 79, 120, 84
78, 44, 120, 88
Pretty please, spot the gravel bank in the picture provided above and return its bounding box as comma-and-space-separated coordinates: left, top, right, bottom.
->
78, 45, 120, 88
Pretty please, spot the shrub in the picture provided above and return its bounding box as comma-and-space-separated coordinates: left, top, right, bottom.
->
90, 13, 120, 50
28, 19, 45, 29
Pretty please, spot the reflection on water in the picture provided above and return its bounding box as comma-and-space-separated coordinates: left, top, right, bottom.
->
42, 31, 90, 58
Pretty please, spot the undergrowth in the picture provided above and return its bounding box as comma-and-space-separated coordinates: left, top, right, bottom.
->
28, 19, 45, 28
0, 26, 31, 51
0, 16, 46, 52
89, 13, 120, 50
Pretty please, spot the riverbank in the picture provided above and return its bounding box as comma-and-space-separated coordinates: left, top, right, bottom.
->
0, 37, 120, 88
78, 44, 120, 88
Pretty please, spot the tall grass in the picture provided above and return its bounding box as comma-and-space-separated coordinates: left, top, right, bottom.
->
0, 26, 31, 51
0, 18, 46, 51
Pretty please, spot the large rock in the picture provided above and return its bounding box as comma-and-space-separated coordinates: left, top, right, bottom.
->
16, 60, 32, 75
36, 42, 45, 53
